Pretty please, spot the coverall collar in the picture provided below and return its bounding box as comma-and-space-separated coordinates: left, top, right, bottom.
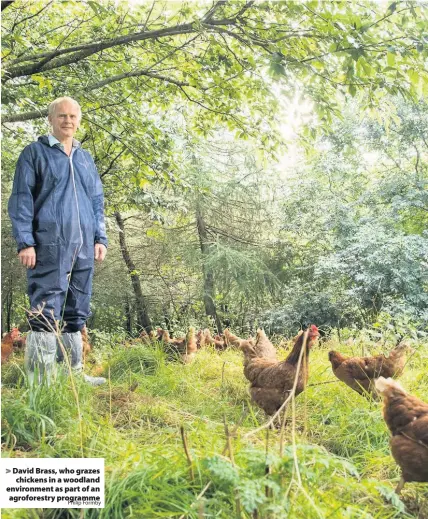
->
48, 134, 80, 150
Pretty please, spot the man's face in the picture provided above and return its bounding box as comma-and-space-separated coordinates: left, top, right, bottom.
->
49, 101, 80, 140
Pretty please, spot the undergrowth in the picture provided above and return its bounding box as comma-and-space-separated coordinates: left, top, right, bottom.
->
1, 335, 427, 518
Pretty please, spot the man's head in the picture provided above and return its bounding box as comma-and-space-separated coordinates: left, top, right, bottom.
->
48, 97, 81, 141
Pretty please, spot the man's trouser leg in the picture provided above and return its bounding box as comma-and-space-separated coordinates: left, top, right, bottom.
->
62, 255, 94, 333
27, 244, 66, 332
59, 331, 106, 386
25, 331, 58, 385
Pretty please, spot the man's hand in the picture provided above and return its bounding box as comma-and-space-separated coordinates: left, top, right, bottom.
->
18, 247, 36, 269
94, 243, 107, 262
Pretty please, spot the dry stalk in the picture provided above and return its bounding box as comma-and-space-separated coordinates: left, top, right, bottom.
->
108, 365, 112, 422
221, 360, 226, 386
290, 375, 301, 486
178, 481, 212, 519
303, 344, 308, 437
177, 411, 248, 519
180, 425, 195, 481
224, 416, 241, 519
308, 380, 338, 387
198, 499, 205, 519
279, 403, 289, 457
223, 416, 235, 464
265, 428, 272, 498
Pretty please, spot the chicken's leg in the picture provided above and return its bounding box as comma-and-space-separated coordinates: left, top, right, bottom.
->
395, 476, 405, 495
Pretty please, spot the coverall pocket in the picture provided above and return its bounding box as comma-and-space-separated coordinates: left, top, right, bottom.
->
36, 245, 59, 267
34, 223, 57, 245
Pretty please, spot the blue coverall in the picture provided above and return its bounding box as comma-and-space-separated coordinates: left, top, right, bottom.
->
8, 135, 108, 332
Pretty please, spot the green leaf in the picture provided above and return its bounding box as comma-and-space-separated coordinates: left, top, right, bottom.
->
407, 69, 419, 86
87, 1, 100, 14
311, 61, 325, 71
387, 52, 395, 67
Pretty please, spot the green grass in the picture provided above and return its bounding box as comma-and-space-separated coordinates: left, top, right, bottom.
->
2, 337, 428, 518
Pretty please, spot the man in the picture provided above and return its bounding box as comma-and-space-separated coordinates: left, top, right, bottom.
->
8, 97, 107, 385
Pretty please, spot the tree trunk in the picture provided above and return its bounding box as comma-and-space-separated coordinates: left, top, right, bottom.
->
124, 297, 132, 335
2, 283, 13, 334
115, 211, 152, 332
196, 204, 222, 334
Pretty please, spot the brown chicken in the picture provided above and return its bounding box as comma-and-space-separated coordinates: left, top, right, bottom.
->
160, 328, 171, 343
201, 328, 226, 350
1, 328, 24, 363
329, 342, 413, 399
181, 327, 198, 364
81, 325, 91, 363
239, 328, 277, 365
223, 329, 243, 347
196, 329, 204, 349
161, 327, 197, 363
375, 377, 428, 493
241, 325, 319, 416
224, 328, 259, 351
139, 329, 157, 343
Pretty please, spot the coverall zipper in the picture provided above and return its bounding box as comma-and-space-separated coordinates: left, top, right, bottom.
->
69, 154, 84, 250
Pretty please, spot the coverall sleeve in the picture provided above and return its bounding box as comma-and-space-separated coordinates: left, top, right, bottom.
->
91, 161, 108, 247
8, 146, 37, 253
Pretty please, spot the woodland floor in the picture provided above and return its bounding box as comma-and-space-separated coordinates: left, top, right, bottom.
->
1, 336, 428, 519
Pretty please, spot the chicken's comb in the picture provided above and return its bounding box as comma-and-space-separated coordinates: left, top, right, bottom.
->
309, 325, 319, 334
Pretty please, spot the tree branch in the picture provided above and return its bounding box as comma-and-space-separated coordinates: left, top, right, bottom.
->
201, 0, 227, 22
3, 21, 198, 79
2, 107, 49, 123
99, 148, 126, 178
86, 68, 193, 91
9, 0, 53, 32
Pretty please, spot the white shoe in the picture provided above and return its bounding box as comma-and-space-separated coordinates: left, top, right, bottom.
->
83, 374, 106, 386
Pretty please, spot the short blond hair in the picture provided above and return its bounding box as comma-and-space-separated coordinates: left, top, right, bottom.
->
48, 97, 81, 121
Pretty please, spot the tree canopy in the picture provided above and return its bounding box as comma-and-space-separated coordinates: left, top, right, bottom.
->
1, 0, 427, 337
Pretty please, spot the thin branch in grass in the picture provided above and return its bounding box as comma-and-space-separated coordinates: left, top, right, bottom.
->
224, 415, 242, 519
178, 409, 249, 519
108, 365, 112, 423
198, 500, 205, 519
303, 346, 308, 437
295, 479, 324, 519
290, 367, 301, 486
279, 403, 289, 458
265, 428, 272, 498
178, 481, 212, 519
223, 415, 235, 464
308, 380, 339, 387
180, 425, 195, 481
